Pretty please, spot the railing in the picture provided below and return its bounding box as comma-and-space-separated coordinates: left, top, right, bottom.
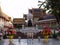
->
37, 24, 57, 29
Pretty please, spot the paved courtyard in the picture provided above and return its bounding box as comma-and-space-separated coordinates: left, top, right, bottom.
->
0, 39, 60, 45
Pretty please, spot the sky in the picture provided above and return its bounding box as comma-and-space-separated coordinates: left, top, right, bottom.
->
1, 0, 45, 19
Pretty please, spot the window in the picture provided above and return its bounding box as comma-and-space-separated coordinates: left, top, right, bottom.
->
34, 9, 40, 13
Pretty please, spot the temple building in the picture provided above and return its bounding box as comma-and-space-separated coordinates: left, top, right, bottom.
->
13, 8, 57, 30
28, 8, 46, 22
23, 8, 46, 26
0, 7, 13, 31
36, 14, 57, 29
13, 8, 46, 35
13, 18, 25, 29
13, 8, 58, 38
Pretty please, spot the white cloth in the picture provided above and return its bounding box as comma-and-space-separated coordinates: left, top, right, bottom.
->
27, 13, 33, 19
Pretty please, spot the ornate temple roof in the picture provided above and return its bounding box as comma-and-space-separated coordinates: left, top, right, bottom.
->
38, 15, 56, 21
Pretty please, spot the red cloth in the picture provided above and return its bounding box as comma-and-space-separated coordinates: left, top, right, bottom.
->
12, 30, 16, 34
43, 27, 51, 34
6, 29, 16, 35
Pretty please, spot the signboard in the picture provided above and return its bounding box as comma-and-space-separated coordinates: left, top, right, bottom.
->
13, 19, 25, 22
13, 18, 25, 24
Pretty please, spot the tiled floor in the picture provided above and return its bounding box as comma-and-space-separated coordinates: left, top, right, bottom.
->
0, 39, 60, 45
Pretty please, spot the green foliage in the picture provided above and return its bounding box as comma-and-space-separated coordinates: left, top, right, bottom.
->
46, 0, 60, 13
38, 0, 60, 26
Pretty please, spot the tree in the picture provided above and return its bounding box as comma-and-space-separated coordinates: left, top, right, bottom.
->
38, 0, 60, 28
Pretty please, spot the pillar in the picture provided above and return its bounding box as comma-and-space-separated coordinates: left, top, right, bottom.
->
36, 24, 38, 29
22, 25, 24, 29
